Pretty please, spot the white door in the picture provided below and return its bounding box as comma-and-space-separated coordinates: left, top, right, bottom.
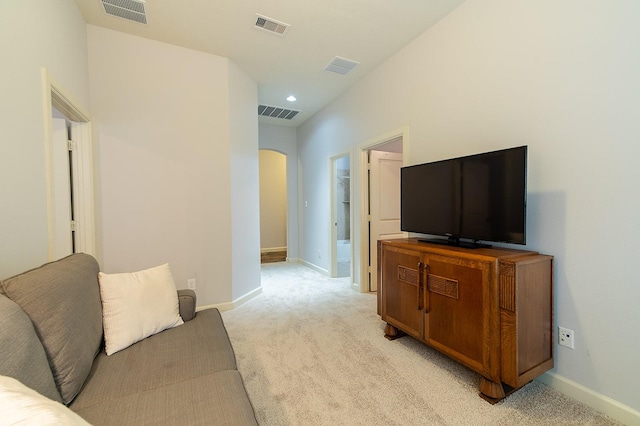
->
51, 118, 73, 259
369, 150, 404, 291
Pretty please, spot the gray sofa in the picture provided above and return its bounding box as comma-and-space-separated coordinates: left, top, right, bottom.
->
0, 253, 257, 425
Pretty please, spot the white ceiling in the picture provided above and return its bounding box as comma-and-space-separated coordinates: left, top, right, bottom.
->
73, 0, 466, 127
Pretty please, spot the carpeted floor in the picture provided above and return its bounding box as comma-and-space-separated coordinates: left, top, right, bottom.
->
222, 262, 620, 425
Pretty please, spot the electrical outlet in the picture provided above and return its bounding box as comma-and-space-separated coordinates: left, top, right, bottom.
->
558, 326, 574, 349
187, 278, 196, 290
317, 249, 321, 259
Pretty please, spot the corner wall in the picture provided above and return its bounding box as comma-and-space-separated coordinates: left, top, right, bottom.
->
298, 0, 640, 419
88, 26, 260, 307
228, 60, 261, 302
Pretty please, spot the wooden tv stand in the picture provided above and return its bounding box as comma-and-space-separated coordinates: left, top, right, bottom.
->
377, 238, 553, 402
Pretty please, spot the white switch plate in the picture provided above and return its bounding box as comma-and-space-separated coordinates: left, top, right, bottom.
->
187, 278, 196, 290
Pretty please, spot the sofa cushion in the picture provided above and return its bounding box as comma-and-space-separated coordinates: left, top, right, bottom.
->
0, 295, 62, 403
0, 375, 90, 425
70, 308, 237, 411
72, 370, 257, 426
98, 263, 184, 355
0, 254, 103, 404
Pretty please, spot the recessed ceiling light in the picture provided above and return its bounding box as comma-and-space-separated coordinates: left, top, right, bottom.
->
286, 95, 297, 102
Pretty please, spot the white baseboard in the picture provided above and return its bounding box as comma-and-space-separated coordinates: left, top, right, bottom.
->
298, 259, 329, 276
294, 259, 358, 289
195, 286, 263, 313
537, 371, 640, 425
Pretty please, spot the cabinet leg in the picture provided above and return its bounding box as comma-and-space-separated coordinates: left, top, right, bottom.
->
479, 377, 506, 404
384, 323, 403, 340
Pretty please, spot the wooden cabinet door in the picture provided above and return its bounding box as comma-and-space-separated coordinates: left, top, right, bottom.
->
380, 245, 423, 339
422, 253, 499, 380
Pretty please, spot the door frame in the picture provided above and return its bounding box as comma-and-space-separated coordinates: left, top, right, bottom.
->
41, 68, 96, 260
357, 127, 408, 292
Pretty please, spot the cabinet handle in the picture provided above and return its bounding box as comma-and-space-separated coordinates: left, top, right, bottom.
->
423, 263, 429, 314
417, 262, 423, 311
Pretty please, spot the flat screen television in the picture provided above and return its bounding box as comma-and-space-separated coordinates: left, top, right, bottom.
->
401, 146, 527, 248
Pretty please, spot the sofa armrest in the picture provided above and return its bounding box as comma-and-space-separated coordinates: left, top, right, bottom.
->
177, 289, 196, 321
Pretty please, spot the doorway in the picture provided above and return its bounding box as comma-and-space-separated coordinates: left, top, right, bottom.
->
259, 150, 288, 263
358, 131, 406, 292
368, 148, 404, 291
331, 153, 352, 278
43, 69, 96, 260
50, 114, 75, 258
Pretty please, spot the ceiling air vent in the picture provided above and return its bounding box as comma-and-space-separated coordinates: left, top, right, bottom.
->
101, 0, 147, 24
325, 56, 360, 75
255, 14, 290, 36
258, 105, 300, 120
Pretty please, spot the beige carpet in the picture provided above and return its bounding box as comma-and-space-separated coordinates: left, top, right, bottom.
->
222, 262, 620, 425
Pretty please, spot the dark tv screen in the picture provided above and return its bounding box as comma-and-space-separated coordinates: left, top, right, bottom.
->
401, 146, 527, 246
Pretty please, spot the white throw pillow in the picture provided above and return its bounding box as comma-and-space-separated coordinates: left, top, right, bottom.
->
98, 263, 184, 355
0, 375, 91, 425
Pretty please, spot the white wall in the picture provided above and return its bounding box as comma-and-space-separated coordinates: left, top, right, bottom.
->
88, 26, 259, 307
259, 150, 287, 250
0, 0, 90, 278
298, 0, 640, 418
228, 60, 261, 302
258, 123, 300, 260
